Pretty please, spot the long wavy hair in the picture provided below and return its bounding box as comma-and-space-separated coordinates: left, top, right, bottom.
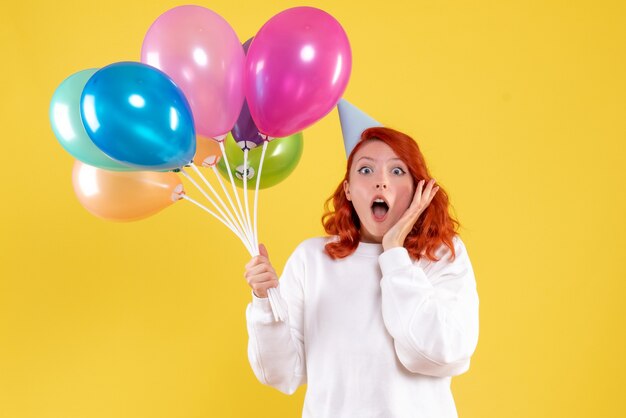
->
321, 127, 460, 262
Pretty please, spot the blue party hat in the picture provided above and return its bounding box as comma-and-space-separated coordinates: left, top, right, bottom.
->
337, 99, 383, 158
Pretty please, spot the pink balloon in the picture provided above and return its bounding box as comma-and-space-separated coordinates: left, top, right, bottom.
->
245, 7, 352, 138
141, 5, 245, 139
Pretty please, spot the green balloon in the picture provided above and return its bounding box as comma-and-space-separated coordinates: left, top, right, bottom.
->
49, 69, 136, 171
217, 132, 303, 189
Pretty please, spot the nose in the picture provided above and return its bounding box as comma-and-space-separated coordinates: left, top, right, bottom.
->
374, 171, 388, 190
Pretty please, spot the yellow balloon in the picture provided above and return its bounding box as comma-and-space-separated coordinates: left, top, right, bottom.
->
72, 161, 183, 222
194, 135, 222, 167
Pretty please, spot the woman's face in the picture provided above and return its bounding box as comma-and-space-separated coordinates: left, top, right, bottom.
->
343, 140, 416, 243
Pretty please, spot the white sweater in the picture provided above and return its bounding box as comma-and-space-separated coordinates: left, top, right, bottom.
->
245, 235, 479, 418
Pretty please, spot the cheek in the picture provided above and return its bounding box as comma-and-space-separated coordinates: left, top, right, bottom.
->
354, 193, 371, 213
396, 187, 414, 212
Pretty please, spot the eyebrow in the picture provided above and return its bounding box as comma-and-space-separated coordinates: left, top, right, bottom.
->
357, 157, 404, 163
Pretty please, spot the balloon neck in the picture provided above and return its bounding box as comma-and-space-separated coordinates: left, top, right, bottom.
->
213, 134, 227, 142
202, 155, 221, 167
171, 184, 185, 202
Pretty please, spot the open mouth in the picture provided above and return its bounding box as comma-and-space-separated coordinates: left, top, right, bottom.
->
371, 198, 389, 221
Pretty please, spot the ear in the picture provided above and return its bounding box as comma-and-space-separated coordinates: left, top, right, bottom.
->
343, 180, 351, 201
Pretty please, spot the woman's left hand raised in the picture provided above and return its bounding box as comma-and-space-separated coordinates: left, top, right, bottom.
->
382, 178, 439, 251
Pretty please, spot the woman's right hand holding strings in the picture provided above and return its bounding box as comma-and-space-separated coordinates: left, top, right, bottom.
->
245, 243, 279, 298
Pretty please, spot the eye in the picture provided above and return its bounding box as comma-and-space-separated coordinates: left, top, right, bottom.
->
358, 166, 373, 175
392, 167, 406, 175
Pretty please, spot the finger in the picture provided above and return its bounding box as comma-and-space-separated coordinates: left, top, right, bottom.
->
406, 181, 435, 220
246, 255, 269, 269
250, 273, 278, 287
246, 263, 275, 279
409, 180, 426, 209
247, 262, 276, 277
258, 277, 279, 288
430, 186, 440, 199
416, 179, 436, 207
398, 198, 424, 229
424, 178, 436, 196
422, 187, 438, 210
266, 280, 279, 289
259, 243, 269, 259
253, 279, 279, 295
416, 179, 425, 197
254, 272, 278, 283
245, 258, 255, 269
246, 254, 264, 266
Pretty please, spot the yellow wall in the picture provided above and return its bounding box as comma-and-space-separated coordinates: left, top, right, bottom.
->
1, 0, 624, 417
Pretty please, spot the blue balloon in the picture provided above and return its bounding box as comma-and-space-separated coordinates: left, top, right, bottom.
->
80, 62, 196, 171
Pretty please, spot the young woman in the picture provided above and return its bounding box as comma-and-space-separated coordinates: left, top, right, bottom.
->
244, 127, 479, 418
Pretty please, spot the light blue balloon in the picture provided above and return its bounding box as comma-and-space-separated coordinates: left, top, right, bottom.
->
80, 61, 196, 171
49, 68, 136, 171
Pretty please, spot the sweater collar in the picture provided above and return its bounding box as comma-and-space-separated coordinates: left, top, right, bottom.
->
354, 240, 384, 257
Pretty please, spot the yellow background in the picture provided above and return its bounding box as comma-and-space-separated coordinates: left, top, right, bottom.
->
1, 0, 625, 417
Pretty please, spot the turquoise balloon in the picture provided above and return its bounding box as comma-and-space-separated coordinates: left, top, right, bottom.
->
49, 69, 135, 171
80, 62, 196, 171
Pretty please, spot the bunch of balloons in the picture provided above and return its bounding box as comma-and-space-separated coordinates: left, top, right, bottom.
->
50, 5, 351, 321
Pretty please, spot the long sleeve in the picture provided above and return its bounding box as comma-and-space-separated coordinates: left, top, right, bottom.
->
245, 248, 307, 395
378, 236, 479, 377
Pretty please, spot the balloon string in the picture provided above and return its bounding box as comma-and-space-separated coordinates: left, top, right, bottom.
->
180, 194, 253, 254
259, 141, 285, 322
243, 149, 254, 250
218, 141, 255, 246
208, 164, 254, 248
251, 140, 285, 322
209, 160, 277, 321
209, 164, 245, 233
189, 163, 252, 249
180, 168, 248, 244
253, 141, 269, 252
212, 142, 283, 322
